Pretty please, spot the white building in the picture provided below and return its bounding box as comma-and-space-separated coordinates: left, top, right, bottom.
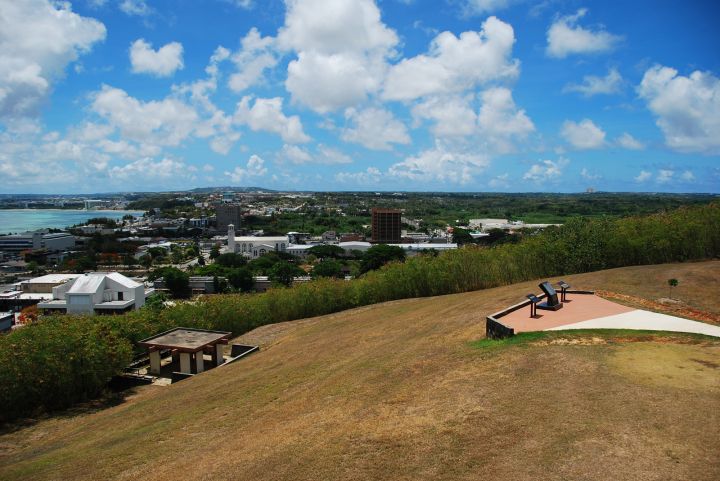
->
38, 272, 151, 314
227, 224, 288, 259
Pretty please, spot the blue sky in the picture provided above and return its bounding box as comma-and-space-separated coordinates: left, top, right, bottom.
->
1, 0, 718, 194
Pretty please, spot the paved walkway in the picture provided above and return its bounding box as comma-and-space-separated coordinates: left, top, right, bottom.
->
547, 310, 720, 338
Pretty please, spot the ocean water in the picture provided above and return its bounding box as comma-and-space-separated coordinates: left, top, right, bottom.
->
0, 209, 144, 234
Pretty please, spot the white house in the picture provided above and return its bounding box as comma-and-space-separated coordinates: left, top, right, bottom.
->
38, 272, 150, 314
227, 224, 289, 259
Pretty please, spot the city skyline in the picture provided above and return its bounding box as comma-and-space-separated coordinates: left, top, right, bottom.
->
1, 0, 719, 194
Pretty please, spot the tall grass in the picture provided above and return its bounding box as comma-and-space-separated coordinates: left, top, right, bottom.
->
1, 203, 718, 422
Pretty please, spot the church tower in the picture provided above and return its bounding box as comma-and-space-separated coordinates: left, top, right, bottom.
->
228, 224, 236, 252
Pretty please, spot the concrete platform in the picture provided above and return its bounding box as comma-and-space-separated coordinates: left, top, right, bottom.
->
499, 294, 635, 333
497, 293, 720, 338
548, 310, 720, 338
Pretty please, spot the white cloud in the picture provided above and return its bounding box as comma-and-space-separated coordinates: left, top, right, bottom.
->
278, 144, 353, 165
546, 9, 621, 58
616, 132, 645, 150
119, 0, 152, 16
389, 142, 489, 184
412, 95, 477, 137
342, 107, 410, 150
477, 87, 534, 153
173, 47, 240, 155
561, 119, 606, 149
91, 85, 198, 147
657, 169, 674, 184
488, 173, 510, 188
0, 0, 106, 122
461, 0, 518, 15
225, 154, 268, 183
580, 167, 600, 180
563, 68, 622, 96
110, 157, 194, 181
523, 158, 569, 182
335, 167, 382, 184
638, 65, 720, 154
227, 0, 254, 9
680, 170, 695, 182
229, 28, 278, 92
315, 145, 353, 164
635, 170, 652, 182
278, 0, 398, 113
383, 16, 519, 101
129, 39, 184, 77
234, 96, 310, 143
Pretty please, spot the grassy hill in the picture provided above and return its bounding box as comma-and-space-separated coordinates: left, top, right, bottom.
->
1, 261, 718, 481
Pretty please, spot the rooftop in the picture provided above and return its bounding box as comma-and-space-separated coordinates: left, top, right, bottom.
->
139, 328, 232, 352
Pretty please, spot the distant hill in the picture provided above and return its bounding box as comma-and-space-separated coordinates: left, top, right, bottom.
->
0, 261, 718, 481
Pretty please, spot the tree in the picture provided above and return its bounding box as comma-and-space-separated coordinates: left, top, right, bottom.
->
143, 292, 167, 310
215, 252, 247, 268
359, 244, 406, 274
268, 261, 305, 287
451, 228, 474, 245
308, 244, 345, 259
209, 244, 221, 260
150, 267, 190, 298
197, 254, 206, 266
139, 254, 153, 269
667, 278, 679, 299
312, 259, 344, 278
227, 268, 254, 291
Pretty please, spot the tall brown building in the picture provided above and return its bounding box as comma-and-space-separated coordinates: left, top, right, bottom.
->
371, 208, 401, 243
215, 204, 243, 231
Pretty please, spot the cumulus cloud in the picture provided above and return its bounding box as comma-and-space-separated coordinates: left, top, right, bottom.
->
563, 68, 622, 96
616, 132, 645, 150
634, 170, 652, 182
477, 87, 534, 153
389, 142, 489, 184
234, 96, 310, 143
335, 166, 382, 184
547, 9, 621, 58
342, 107, 410, 150
110, 157, 194, 181
91, 85, 198, 148
129, 39, 184, 77
412, 95, 478, 137
638, 65, 720, 154
278, 0, 398, 113
656, 169, 674, 184
680, 170, 695, 182
461, 0, 518, 15
278, 144, 353, 165
523, 158, 569, 182
119, 0, 152, 16
0, 0, 106, 122
225, 154, 268, 183
580, 167, 600, 180
383, 16, 519, 101
173, 47, 241, 155
561, 119, 606, 149
229, 28, 278, 92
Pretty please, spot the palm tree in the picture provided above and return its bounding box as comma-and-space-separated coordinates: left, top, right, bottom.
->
667, 278, 678, 299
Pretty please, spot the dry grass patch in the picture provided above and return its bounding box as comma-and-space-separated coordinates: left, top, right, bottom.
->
0, 261, 718, 481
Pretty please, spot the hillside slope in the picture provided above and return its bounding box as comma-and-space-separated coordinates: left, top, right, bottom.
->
1, 261, 719, 481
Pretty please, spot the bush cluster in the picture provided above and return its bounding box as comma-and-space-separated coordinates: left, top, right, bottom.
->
1, 203, 718, 422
